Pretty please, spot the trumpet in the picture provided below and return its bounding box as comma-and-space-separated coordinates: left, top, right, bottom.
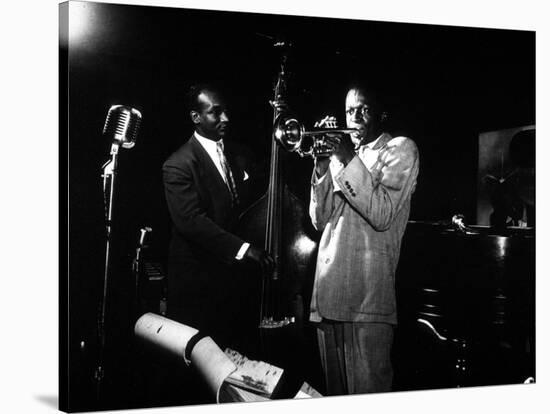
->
274, 115, 358, 158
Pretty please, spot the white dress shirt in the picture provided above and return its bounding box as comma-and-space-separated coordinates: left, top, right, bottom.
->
194, 132, 229, 184
194, 131, 250, 260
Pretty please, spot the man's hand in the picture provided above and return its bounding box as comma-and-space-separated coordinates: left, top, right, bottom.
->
322, 134, 356, 166
313, 115, 337, 177
313, 115, 355, 167
243, 245, 275, 276
270, 99, 289, 114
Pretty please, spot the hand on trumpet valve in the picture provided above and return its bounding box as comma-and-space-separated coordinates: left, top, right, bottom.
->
312, 115, 354, 165
322, 133, 356, 166
311, 115, 335, 176
312, 115, 339, 160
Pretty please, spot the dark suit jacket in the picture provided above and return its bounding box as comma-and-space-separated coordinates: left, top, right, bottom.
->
162, 134, 258, 349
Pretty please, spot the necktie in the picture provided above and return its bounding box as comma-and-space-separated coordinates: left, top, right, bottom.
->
216, 140, 239, 206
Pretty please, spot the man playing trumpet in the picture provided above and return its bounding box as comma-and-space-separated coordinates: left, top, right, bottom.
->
308, 85, 419, 395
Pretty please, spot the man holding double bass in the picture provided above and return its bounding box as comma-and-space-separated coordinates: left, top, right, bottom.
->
163, 84, 274, 355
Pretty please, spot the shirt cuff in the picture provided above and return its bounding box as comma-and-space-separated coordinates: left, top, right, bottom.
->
235, 243, 250, 260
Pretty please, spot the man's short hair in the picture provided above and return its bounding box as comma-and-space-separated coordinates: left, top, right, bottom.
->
185, 83, 223, 112
347, 84, 384, 112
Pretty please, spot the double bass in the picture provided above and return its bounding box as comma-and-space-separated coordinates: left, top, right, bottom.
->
237, 45, 319, 378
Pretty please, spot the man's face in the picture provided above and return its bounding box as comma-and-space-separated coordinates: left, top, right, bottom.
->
345, 88, 377, 147
191, 90, 229, 141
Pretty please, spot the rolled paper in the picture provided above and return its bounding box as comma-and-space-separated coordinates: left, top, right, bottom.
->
134, 313, 237, 401
135, 313, 198, 364
191, 336, 238, 402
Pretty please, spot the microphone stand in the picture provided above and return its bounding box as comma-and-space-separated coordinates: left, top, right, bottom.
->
95, 141, 121, 402
132, 227, 152, 320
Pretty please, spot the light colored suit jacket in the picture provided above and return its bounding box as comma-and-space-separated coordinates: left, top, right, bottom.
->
309, 132, 419, 324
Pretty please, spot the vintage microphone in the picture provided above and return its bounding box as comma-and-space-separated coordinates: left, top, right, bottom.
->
101, 105, 142, 235
96, 105, 142, 401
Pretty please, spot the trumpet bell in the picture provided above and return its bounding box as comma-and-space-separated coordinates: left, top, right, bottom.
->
275, 115, 328, 157
274, 115, 304, 153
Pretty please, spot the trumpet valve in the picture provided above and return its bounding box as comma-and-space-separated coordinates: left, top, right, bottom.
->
312, 137, 333, 158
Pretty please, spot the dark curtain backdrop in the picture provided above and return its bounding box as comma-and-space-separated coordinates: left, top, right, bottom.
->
68, 3, 535, 234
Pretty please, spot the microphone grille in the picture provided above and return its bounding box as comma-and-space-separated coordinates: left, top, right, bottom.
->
103, 105, 142, 149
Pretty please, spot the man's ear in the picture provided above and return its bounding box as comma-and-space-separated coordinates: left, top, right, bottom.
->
190, 110, 200, 125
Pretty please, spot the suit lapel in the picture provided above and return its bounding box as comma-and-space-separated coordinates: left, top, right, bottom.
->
189, 136, 233, 204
